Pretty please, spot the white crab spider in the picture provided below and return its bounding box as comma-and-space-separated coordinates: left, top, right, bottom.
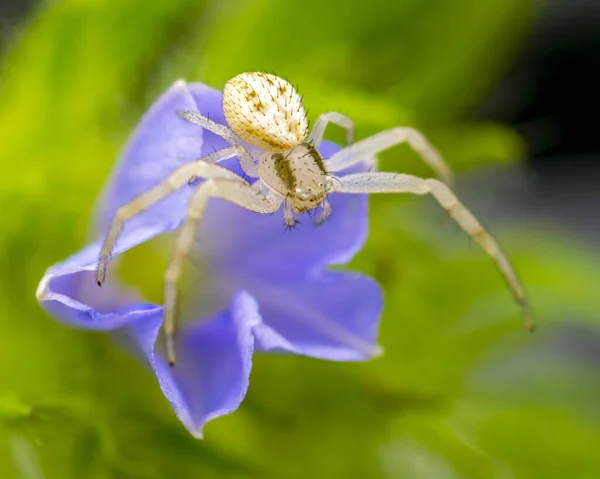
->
96, 72, 533, 366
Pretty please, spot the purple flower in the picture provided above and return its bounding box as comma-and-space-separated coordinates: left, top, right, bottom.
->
36, 80, 383, 437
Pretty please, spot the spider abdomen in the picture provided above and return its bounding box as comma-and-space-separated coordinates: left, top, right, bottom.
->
223, 72, 309, 152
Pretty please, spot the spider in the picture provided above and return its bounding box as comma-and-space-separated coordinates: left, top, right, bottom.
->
95, 72, 533, 366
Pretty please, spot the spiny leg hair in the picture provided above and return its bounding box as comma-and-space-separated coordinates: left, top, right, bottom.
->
164, 178, 281, 365
334, 172, 533, 331
327, 127, 453, 185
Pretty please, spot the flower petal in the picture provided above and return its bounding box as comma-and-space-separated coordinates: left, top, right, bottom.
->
245, 271, 383, 361
37, 236, 260, 435
36, 241, 159, 330
122, 291, 259, 437
96, 80, 206, 248
37, 82, 243, 332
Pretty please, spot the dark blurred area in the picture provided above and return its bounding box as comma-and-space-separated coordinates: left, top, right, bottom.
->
0, 0, 37, 39
481, 0, 600, 164
476, 0, 600, 240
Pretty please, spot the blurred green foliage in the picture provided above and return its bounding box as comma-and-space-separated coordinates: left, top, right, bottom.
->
1, 0, 600, 477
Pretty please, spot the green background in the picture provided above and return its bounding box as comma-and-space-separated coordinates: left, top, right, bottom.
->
1, 0, 599, 477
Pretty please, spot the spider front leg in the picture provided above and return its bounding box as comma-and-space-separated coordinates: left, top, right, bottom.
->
333, 172, 533, 331
164, 179, 281, 365
308, 111, 354, 147
177, 110, 258, 177
327, 127, 453, 185
314, 198, 332, 226
283, 198, 299, 229
96, 146, 246, 286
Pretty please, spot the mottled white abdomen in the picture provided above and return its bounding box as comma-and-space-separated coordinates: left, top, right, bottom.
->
223, 72, 309, 152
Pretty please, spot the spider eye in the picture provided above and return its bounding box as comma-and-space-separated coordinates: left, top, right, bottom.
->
294, 187, 309, 200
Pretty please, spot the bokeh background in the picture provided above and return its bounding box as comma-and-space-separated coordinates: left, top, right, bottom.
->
1, 0, 599, 478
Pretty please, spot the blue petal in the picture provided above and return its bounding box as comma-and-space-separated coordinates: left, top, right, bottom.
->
96, 80, 216, 250
122, 291, 258, 437
37, 239, 259, 436
36, 241, 158, 330
36, 81, 235, 332
37, 79, 383, 437
246, 271, 383, 361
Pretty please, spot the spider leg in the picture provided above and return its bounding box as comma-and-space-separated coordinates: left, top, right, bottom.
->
283, 197, 297, 227
334, 172, 533, 331
308, 111, 354, 147
308, 111, 380, 173
177, 110, 258, 177
327, 128, 453, 185
96, 146, 246, 286
164, 179, 282, 365
314, 198, 332, 226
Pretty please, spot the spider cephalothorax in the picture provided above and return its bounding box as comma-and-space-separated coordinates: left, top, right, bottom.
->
260, 144, 333, 215
96, 72, 533, 365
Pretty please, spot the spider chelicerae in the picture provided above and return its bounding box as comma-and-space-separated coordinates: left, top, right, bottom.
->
95, 72, 533, 365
